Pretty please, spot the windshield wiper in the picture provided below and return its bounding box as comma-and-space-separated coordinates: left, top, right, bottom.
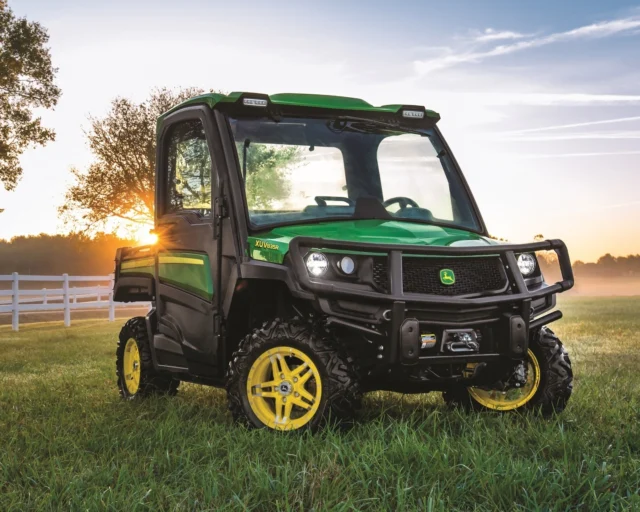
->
332, 116, 428, 136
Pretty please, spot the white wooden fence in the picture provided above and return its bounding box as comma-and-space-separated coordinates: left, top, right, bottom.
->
0, 274, 150, 331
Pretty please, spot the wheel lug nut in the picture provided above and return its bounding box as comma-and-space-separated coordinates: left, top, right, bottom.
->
280, 373, 285, 379
294, 392, 299, 397
283, 397, 287, 402
293, 378, 298, 383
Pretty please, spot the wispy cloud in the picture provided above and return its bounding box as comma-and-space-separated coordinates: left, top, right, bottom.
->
474, 28, 529, 42
508, 150, 640, 159
573, 200, 640, 214
433, 92, 640, 107
501, 116, 640, 134
493, 131, 640, 142
415, 17, 640, 74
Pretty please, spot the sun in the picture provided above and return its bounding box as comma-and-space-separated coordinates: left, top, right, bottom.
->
133, 224, 158, 245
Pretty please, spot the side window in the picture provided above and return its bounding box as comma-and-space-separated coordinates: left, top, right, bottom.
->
165, 119, 212, 216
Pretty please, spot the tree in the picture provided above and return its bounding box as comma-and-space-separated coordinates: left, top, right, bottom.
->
0, 2, 60, 191
61, 88, 299, 231
60, 88, 202, 230
238, 142, 299, 209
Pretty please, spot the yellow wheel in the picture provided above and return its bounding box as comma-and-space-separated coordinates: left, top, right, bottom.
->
467, 349, 540, 411
247, 346, 322, 431
123, 338, 141, 395
116, 317, 179, 399
443, 327, 573, 416
226, 320, 361, 431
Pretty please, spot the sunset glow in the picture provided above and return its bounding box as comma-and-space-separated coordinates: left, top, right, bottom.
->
135, 228, 158, 246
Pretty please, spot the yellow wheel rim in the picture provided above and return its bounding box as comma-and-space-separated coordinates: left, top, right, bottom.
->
246, 346, 322, 431
468, 349, 541, 411
123, 338, 141, 395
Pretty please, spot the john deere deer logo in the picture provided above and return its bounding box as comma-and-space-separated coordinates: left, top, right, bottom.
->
440, 269, 455, 285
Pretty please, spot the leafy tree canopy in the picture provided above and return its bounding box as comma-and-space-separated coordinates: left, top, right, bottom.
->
0, 2, 60, 191
238, 142, 299, 209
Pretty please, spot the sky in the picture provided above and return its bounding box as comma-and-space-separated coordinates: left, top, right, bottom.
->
2, 0, 640, 262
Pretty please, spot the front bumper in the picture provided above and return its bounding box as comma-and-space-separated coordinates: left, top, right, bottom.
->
288, 237, 574, 366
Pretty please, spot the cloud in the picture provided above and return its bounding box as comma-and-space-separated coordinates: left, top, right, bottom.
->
573, 200, 640, 214
497, 93, 640, 106
474, 28, 529, 42
430, 91, 640, 107
507, 150, 640, 159
500, 116, 640, 134
414, 17, 640, 74
492, 131, 640, 142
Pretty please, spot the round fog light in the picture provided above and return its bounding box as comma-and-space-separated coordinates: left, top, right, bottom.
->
517, 253, 537, 276
338, 256, 356, 275
305, 252, 328, 277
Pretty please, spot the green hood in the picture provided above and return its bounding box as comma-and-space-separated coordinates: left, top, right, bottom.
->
248, 220, 493, 263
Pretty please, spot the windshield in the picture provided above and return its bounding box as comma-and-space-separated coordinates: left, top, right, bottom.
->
228, 116, 481, 232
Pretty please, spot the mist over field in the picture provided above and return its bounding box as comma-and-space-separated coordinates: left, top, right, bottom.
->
568, 277, 640, 296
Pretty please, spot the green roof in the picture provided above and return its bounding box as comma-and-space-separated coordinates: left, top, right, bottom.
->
159, 92, 440, 122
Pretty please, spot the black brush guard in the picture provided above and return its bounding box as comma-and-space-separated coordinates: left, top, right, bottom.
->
289, 237, 574, 366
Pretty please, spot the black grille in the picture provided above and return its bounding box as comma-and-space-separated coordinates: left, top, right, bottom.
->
372, 257, 389, 292
372, 256, 507, 296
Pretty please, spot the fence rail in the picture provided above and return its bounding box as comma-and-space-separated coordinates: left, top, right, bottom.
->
0, 273, 150, 331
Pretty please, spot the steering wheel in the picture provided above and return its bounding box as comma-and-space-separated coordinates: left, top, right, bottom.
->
383, 197, 419, 210
314, 196, 355, 206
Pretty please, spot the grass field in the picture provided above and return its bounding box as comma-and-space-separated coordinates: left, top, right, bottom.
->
1, 297, 639, 511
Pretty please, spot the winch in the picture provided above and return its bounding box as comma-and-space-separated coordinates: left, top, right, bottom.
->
443, 329, 480, 354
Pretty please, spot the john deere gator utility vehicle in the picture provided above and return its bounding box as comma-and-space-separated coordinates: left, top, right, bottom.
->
114, 92, 574, 431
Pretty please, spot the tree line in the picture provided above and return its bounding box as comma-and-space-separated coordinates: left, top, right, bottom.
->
0, 233, 133, 276
569, 254, 640, 277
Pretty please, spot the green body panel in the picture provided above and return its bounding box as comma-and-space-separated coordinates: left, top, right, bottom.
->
120, 257, 155, 276
248, 220, 494, 264
157, 92, 440, 130
120, 252, 214, 301
158, 252, 214, 301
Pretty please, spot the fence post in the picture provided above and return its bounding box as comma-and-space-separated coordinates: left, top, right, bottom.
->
11, 272, 19, 332
108, 273, 115, 322
63, 273, 70, 327
43, 288, 47, 305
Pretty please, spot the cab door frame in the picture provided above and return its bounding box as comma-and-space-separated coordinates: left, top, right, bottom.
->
152, 105, 225, 379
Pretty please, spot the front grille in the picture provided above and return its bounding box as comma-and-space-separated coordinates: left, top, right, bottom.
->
372, 257, 389, 292
372, 256, 507, 296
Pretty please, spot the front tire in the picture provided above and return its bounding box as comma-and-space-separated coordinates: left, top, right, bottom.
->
116, 317, 179, 399
443, 326, 573, 416
226, 319, 361, 431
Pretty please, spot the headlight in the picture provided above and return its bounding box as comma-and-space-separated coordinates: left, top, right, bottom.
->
305, 252, 328, 277
337, 256, 356, 275
517, 253, 537, 276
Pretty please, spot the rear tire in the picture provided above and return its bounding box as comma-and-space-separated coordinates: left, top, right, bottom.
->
443, 326, 573, 416
226, 318, 361, 431
116, 317, 179, 399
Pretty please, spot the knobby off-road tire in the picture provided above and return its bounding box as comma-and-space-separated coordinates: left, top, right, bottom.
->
443, 326, 573, 417
226, 318, 361, 431
116, 317, 179, 399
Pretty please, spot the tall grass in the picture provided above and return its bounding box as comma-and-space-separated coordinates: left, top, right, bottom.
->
1, 297, 639, 510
